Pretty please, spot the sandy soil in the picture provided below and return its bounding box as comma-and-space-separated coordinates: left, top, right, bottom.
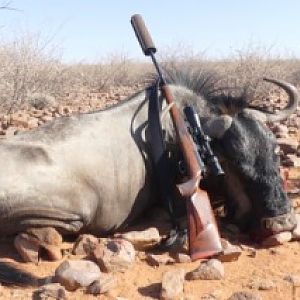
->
0, 168, 298, 300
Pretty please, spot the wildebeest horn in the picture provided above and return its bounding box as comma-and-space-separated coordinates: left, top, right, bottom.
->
203, 115, 233, 139
246, 77, 298, 122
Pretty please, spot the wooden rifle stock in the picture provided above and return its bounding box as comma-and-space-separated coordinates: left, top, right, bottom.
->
161, 85, 222, 260
131, 14, 222, 260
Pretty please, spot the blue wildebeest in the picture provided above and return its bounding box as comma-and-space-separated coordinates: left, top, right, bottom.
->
0, 68, 297, 264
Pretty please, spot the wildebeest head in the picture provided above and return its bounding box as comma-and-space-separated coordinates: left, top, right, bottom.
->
161, 68, 298, 240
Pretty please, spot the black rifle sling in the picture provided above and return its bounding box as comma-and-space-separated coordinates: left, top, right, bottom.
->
148, 81, 187, 249
147, 81, 178, 225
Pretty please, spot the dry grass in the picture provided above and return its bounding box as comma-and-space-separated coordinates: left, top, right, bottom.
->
0, 32, 66, 112
0, 34, 299, 113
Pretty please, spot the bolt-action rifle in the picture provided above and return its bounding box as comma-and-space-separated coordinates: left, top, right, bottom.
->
131, 14, 223, 260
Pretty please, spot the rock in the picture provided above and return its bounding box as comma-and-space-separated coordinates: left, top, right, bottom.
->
87, 273, 116, 295
160, 268, 185, 300
201, 294, 219, 300
14, 228, 63, 262
240, 245, 257, 258
227, 291, 262, 300
200, 290, 223, 300
72, 234, 99, 256
26, 227, 63, 246
283, 154, 300, 167
5, 126, 18, 137
262, 231, 292, 247
27, 118, 39, 129
292, 198, 300, 211
14, 234, 40, 263
33, 283, 67, 300
218, 239, 242, 262
57, 105, 66, 116
288, 188, 300, 196
41, 115, 53, 122
288, 127, 298, 135
10, 113, 29, 127
273, 124, 289, 137
292, 214, 300, 240
54, 260, 101, 291
186, 259, 224, 280
174, 252, 191, 263
277, 138, 298, 155
93, 238, 135, 272
146, 253, 175, 266
30, 110, 44, 118
283, 274, 300, 286
114, 227, 161, 250
269, 248, 282, 255
247, 278, 275, 290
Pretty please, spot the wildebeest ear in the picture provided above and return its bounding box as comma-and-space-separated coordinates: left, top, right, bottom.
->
203, 115, 233, 139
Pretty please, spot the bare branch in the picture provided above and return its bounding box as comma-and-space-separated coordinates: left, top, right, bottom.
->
0, 1, 21, 11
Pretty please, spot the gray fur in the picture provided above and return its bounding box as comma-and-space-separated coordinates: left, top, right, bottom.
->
0, 68, 297, 238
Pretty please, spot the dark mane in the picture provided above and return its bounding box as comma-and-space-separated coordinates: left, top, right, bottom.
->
150, 65, 255, 110
163, 65, 222, 100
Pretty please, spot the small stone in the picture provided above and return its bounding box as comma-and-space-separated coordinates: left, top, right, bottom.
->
33, 283, 67, 300
54, 260, 101, 291
87, 273, 116, 295
289, 188, 300, 196
273, 124, 289, 136
30, 110, 44, 118
292, 214, 300, 240
269, 248, 282, 255
93, 238, 135, 272
72, 234, 99, 256
227, 291, 262, 300
27, 118, 39, 129
186, 259, 224, 280
160, 268, 185, 300
146, 253, 175, 266
5, 126, 18, 137
283, 155, 300, 167
288, 127, 298, 135
174, 252, 191, 263
262, 231, 292, 247
57, 105, 71, 115
41, 115, 53, 122
10, 113, 29, 127
114, 227, 161, 250
293, 198, 300, 208
239, 245, 256, 258
283, 274, 300, 286
277, 138, 298, 155
218, 239, 242, 262
247, 278, 275, 290
201, 294, 218, 300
